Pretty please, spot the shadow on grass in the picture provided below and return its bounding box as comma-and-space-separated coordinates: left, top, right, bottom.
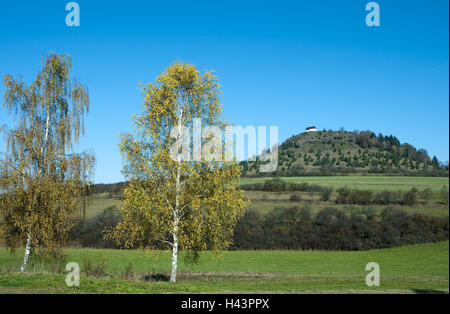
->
413, 289, 447, 294
141, 273, 170, 282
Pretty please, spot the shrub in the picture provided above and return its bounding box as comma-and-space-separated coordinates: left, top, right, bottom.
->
263, 178, 286, 192
241, 179, 324, 193
335, 189, 373, 205
71, 206, 122, 248
374, 190, 398, 205
320, 187, 334, 201
82, 255, 107, 277
420, 188, 433, 205
289, 193, 302, 202
232, 206, 448, 250
441, 187, 449, 206
232, 209, 265, 249
336, 186, 351, 198
29, 249, 68, 273
120, 262, 134, 280
263, 206, 312, 249
402, 187, 419, 206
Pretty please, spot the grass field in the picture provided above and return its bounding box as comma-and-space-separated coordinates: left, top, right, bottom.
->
246, 199, 449, 216
238, 176, 450, 217
0, 242, 448, 293
243, 190, 449, 216
85, 176, 449, 219
240, 176, 449, 191
17, 175, 443, 293
84, 193, 122, 219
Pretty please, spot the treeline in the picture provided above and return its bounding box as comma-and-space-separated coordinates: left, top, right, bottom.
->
91, 182, 127, 196
245, 163, 449, 178
355, 131, 434, 165
243, 162, 449, 178
280, 165, 449, 177
69, 205, 449, 251
334, 186, 448, 206
240, 178, 324, 192
232, 206, 449, 250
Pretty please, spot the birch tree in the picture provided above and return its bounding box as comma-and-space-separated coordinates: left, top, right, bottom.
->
107, 62, 247, 283
0, 54, 95, 272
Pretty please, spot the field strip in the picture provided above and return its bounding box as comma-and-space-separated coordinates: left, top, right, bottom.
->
317, 183, 448, 187
0, 286, 447, 294
262, 289, 450, 294
175, 272, 449, 281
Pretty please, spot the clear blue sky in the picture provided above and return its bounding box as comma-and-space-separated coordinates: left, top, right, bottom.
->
0, 0, 448, 183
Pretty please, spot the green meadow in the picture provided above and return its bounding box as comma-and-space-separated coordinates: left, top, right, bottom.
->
238, 176, 449, 216
0, 241, 448, 293
0, 175, 447, 293
86, 176, 449, 218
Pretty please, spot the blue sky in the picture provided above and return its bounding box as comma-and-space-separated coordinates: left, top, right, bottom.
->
0, 0, 448, 183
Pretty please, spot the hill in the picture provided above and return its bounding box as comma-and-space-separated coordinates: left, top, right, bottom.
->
241, 130, 449, 177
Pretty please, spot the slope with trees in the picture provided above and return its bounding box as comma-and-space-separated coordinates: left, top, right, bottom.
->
241, 130, 448, 177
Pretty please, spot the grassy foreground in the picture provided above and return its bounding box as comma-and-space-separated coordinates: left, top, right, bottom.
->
0, 242, 448, 293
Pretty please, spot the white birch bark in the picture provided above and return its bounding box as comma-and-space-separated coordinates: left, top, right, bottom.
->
170, 231, 178, 283
170, 166, 181, 283
170, 101, 183, 283
21, 110, 50, 273
20, 233, 31, 273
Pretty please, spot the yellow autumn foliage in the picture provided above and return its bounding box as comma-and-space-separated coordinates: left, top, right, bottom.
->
106, 62, 247, 280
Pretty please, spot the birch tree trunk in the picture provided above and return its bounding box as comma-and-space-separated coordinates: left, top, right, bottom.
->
170, 105, 183, 283
20, 233, 31, 273
21, 110, 50, 273
170, 232, 178, 283
170, 172, 180, 283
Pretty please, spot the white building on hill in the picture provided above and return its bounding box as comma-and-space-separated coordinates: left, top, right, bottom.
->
305, 126, 318, 132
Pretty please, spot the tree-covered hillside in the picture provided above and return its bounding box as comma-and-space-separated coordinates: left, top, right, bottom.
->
241, 130, 449, 177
